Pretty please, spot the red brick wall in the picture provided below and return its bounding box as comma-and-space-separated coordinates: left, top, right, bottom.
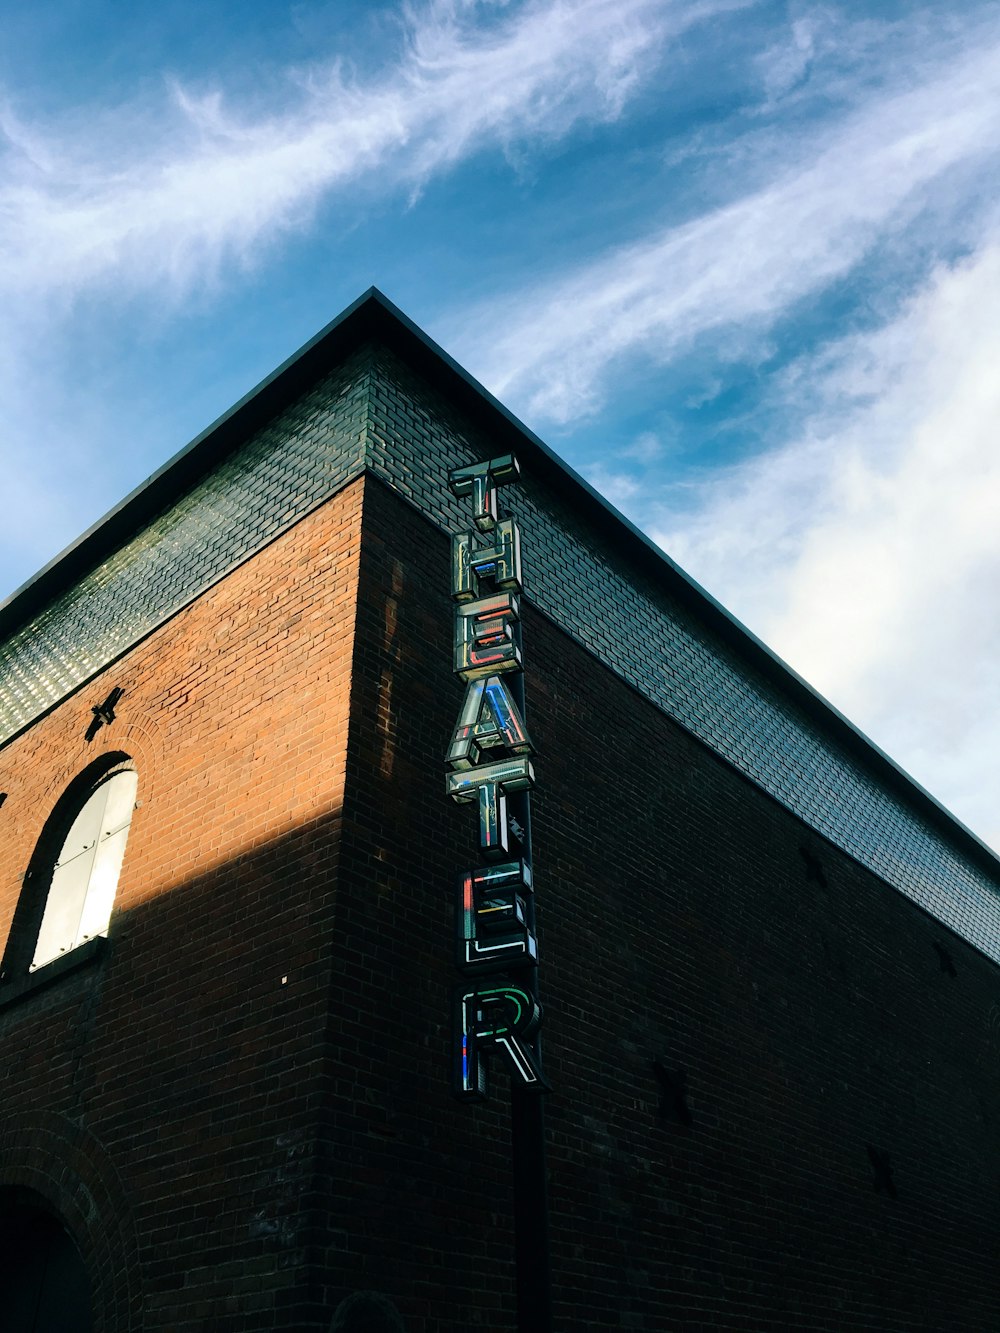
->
0, 478, 363, 1333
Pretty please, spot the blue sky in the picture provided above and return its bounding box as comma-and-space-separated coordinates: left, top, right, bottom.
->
3, 0, 1000, 849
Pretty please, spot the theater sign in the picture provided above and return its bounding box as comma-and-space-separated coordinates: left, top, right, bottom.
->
446, 455, 545, 1100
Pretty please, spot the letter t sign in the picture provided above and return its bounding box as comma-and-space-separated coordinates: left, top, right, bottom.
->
449, 454, 520, 532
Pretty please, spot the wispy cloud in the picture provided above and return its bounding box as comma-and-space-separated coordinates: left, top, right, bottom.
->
464, 12, 1000, 422
0, 0, 712, 307
0, 0, 730, 596
651, 238, 1000, 849
434, 5, 1000, 846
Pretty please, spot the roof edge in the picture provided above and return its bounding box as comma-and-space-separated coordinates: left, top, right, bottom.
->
2, 287, 998, 883
0, 287, 385, 637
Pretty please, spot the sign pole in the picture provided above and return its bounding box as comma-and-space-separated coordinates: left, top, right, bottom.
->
446, 455, 552, 1332
508, 763, 552, 1333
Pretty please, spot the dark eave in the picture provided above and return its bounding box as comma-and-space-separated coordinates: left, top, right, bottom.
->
2, 287, 998, 882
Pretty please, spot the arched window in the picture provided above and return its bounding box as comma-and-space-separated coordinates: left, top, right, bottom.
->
30, 768, 138, 971
2, 757, 139, 987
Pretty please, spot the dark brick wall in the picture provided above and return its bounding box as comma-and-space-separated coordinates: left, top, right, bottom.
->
529, 584, 1000, 1331
342, 475, 1000, 1331
323, 476, 518, 1331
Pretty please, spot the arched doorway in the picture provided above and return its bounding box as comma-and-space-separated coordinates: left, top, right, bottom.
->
0, 1192, 93, 1332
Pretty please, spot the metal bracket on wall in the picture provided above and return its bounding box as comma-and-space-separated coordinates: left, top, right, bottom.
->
86, 686, 125, 742
652, 1060, 693, 1128
799, 844, 828, 889
866, 1144, 897, 1199
932, 942, 957, 977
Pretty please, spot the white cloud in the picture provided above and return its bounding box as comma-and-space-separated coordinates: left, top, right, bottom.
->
3, 0, 999, 862
649, 240, 1000, 850
583, 463, 642, 508
464, 15, 1000, 423
0, 0, 734, 598
0, 0, 709, 307
623, 430, 663, 464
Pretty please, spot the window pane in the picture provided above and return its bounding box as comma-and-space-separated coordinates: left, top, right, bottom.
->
32, 858, 91, 969
54, 785, 108, 870
31, 771, 137, 969
76, 826, 129, 944
75, 772, 138, 946
100, 769, 138, 838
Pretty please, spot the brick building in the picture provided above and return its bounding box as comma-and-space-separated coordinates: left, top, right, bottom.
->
1, 289, 999, 1332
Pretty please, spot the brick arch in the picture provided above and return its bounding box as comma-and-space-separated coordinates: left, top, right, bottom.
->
0, 1111, 143, 1332
27, 711, 162, 816
117, 716, 162, 805
1, 736, 139, 852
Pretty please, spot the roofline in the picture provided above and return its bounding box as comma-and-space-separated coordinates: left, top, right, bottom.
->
3, 286, 998, 881
0, 286, 385, 635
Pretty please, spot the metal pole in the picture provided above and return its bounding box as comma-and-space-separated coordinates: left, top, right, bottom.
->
508, 659, 552, 1333
511, 1079, 552, 1333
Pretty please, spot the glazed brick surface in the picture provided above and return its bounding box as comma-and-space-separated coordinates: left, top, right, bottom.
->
0, 349, 371, 749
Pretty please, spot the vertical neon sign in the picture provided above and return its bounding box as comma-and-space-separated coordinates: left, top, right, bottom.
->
446, 455, 546, 1100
